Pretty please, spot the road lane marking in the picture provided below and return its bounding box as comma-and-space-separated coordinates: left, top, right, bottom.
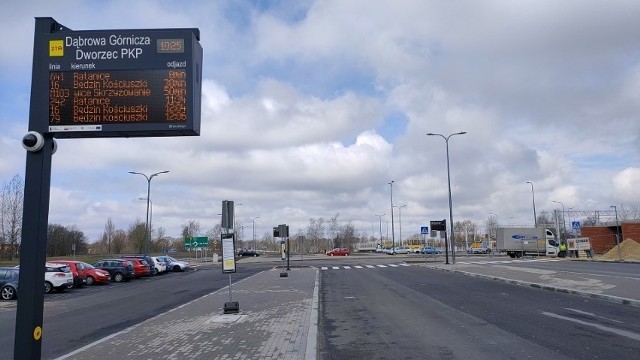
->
354, 266, 363, 269
321, 267, 328, 270
377, 265, 388, 268
565, 308, 624, 324
332, 266, 340, 269
365, 265, 375, 268
343, 266, 352, 269
542, 312, 640, 341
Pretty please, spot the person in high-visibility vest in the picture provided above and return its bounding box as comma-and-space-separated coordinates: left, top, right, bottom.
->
559, 242, 567, 258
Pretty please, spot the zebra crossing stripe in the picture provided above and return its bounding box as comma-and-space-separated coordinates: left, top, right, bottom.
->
365, 265, 375, 268
344, 266, 352, 269
390, 264, 399, 267
377, 265, 387, 268
354, 265, 363, 269
332, 266, 340, 269
321, 267, 328, 270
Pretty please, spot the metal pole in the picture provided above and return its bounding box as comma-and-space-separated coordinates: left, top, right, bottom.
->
611, 205, 622, 261
130, 170, 169, 255
252, 216, 260, 250
526, 181, 537, 227
389, 181, 395, 253
375, 214, 385, 247
427, 131, 467, 264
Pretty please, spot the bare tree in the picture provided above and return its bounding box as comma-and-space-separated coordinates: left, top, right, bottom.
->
127, 219, 146, 254
112, 229, 128, 254
181, 219, 201, 239
0, 175, 23, 260
103, 218, 115, 254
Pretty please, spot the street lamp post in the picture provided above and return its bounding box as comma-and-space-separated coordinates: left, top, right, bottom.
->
129, 170, 169, 255
389, 181, 395, 253
427, 131, 467, 264
552, 200, 566, 240
138, 197, 153, 243
393, 204, 407, 247
251, 216, 260, 250
526, 181, 537, 227
611, 205, 622, 261
375, 214, 385, 247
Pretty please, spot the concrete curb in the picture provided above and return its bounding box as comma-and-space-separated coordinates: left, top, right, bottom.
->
426, 265, 640, 308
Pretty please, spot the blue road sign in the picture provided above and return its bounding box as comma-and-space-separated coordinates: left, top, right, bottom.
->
421, 226, 429, 234
571, 221, 581, 230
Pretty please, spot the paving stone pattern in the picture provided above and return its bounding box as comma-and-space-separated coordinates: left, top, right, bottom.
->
57, 268, 318, 360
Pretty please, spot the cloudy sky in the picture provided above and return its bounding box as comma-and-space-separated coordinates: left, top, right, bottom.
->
2, 0, 639, 243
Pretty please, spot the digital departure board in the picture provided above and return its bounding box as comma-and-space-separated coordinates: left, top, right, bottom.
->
32, 21, 202, 138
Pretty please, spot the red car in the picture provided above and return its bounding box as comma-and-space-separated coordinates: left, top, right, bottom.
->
326, 248, 351, 256
81, 262, 111, 285
49, 260, 111, 286
123, 257, 151, 278
49, 260, 87, 288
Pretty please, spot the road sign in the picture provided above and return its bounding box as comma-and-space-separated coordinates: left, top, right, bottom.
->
421, 226, 429, 234
571, 221, 581, 230
430, 220, 446, 231
184, 236, 208, 248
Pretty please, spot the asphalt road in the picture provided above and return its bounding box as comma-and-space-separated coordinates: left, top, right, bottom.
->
0, 262, 272, 360
318, 262, 640, 360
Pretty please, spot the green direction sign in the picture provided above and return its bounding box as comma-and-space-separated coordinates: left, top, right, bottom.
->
184, 236, 209, 249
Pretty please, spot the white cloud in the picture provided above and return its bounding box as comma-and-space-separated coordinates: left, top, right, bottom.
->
2, 1, 639, 241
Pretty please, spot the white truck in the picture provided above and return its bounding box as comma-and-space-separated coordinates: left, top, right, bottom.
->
495, 227, 559, 258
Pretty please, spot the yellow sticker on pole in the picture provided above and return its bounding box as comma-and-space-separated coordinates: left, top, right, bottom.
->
33, 326, 42, 340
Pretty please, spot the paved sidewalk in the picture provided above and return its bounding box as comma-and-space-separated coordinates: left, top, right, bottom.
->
55, 267, 319, 360
422, 258, 640, 307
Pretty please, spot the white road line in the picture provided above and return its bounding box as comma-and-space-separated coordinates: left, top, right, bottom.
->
365, 265, 375, 268
332, 266, 340, 270
389, 264, 399, 267
400, 264, 409, 267
321, 267, 328, 270
377, 265, 388, 268
354, 266, 363, 269
343, 266, 352, 269
542, 312, 640, 341
565, 308, 624, 324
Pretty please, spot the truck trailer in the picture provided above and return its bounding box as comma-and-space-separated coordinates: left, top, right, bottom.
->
495, 227, 559, 258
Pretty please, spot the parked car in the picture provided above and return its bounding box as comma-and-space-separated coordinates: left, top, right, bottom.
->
123, 255, 163, 276
80, 262, 111, 285
238, 249, 260, 257
0, 267, 19, 300
150, 256, 168, 274
157, 256, 189, 272
420, 246, 442, 255
44, 262, 74, 293
122, 258, 151, 278
467, 247, 491, 254
326, 248, 351, 256
387, 246, 412, 255
93, 259, 135, 282
49, 260, 88, 288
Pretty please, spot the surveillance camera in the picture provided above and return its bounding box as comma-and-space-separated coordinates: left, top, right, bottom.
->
22, 131, 45, 152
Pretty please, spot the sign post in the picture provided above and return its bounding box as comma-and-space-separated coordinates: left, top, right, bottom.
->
16, 17, 203, 359
430, 220, 448, 264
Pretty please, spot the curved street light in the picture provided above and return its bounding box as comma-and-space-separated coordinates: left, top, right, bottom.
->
389, 181, 395, 253
525, 181, 537, 227
375, 214, 385, 247
129, 170, 169, 255
427, 131, 467, 264
393, 204, 407, 247
551, 200, 566, 241
251, 216, 260, 250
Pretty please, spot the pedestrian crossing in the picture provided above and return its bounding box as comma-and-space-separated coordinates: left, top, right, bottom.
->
454, 258, 563, 265
321, 263, 410, 271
